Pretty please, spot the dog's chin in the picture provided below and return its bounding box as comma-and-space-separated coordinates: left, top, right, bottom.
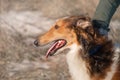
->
44, 39, 67, 58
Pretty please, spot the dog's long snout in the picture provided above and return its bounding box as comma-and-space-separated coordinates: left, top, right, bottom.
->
34, 40, 39, 46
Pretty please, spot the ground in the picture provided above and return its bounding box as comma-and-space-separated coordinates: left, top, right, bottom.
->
0, 0, 120, 80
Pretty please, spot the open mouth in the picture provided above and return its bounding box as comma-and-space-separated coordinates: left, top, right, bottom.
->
45, 39, 67, 58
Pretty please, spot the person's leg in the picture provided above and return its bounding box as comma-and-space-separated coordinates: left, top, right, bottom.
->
92, 0, 120, 35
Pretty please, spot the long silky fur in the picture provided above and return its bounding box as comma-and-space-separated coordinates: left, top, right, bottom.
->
65, 16, 116, 79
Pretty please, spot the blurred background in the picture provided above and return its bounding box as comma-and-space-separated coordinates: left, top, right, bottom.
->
0, 0, 120, 80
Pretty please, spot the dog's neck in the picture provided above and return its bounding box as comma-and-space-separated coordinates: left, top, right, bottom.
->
66, 44, 91, 80
66, 43, 119, 80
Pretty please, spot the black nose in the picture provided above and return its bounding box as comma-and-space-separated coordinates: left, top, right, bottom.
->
34, 40, 39, 46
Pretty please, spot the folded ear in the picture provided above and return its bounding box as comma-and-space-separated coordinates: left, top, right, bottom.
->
76, 16, 91, 29
76, 16, 94, 36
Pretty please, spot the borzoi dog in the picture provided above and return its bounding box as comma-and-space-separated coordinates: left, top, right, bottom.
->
34, 16, 120, 80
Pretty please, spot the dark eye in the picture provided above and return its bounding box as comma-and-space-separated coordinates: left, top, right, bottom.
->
55, 25, 59, 29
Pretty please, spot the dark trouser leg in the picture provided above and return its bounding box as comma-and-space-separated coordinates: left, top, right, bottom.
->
92, 0, 120, 34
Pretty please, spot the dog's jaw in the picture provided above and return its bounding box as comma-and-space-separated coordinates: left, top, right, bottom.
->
45, 39, 67, 58
66, 43, 91, 80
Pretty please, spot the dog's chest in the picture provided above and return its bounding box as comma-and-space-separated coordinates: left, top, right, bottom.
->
66, 44, 91, 80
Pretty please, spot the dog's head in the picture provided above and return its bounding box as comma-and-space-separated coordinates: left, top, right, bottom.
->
34, 16, 106, 58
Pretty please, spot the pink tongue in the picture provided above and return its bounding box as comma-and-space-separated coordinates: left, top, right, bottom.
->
45, 40, 65, 58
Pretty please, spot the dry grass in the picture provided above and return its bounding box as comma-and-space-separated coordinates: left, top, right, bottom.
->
1, 0, 120, 19
0, 0, 120, 80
